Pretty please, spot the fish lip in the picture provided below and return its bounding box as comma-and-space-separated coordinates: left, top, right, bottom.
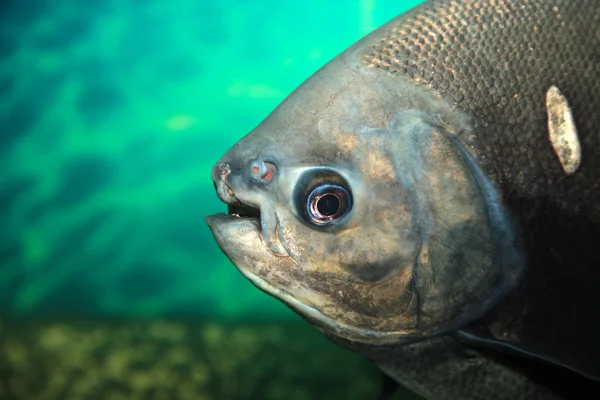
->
206, 208, 288, 256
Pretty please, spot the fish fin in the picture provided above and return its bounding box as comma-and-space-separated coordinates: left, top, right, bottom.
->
377, 370, 399, 400
454, 325, 600, 398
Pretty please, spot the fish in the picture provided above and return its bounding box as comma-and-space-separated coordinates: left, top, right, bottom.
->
206, 0, 600, 398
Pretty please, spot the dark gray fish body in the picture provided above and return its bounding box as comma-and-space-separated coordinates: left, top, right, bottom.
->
206, 1, 600, 399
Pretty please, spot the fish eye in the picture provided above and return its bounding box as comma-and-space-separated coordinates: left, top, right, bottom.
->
293, 168, 353, 228
306, 184, 352, 225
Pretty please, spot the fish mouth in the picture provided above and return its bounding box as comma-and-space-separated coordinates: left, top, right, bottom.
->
205, 213, 339, 337
210, 178, 287, 256
213, 177, 261, 221
226, 202, 262, 219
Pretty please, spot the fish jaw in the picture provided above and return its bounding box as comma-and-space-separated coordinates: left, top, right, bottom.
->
205, 213, 417, 343
205, 214, 293, 283
205, 214, 302, 314
204, 214, 366, 335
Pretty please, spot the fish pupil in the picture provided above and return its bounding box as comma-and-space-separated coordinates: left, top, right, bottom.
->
317, 194, 340, 216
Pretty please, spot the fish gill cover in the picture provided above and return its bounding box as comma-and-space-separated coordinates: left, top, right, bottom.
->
0, 0, 423, 399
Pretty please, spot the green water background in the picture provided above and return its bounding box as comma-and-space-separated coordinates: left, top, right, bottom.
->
0, 1, 425, 398
1, 0, 423, 321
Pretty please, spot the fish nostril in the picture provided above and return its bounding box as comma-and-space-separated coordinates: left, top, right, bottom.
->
212, 162, 231, 187
250, 159, 277, 183
218, 163, 231, 176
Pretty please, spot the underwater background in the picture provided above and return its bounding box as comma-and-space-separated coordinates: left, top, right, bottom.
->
0, 0, 424, 398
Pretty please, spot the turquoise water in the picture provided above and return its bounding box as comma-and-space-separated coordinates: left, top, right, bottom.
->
0, 1, 424, 398
1, 0, 422, 320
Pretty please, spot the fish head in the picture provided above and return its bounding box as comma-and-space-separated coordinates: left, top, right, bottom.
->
206, 48, 523, 345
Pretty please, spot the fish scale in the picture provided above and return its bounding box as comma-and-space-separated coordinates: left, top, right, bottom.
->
362, 0, 600, 216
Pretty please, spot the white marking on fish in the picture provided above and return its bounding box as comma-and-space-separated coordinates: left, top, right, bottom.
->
546, 85, 581, 175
